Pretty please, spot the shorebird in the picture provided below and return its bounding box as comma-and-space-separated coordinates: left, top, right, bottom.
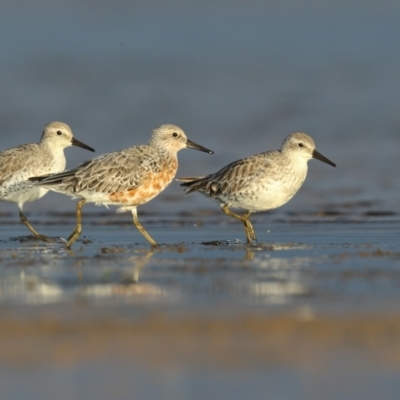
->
0, 121, 94, 240
178, 132, 335, 243
30, 124, 213, 248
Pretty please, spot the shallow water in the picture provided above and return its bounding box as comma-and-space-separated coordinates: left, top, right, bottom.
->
1, 214, 400, 399
1, 213, 400, 312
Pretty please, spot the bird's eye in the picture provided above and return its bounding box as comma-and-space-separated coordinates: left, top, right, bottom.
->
57, 130, 62, 136
172, 132, 178, 138
298, 143, 304, 147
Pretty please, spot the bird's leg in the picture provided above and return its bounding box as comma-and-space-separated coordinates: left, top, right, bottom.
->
66, 199, 86, 248
242, 210, 257, 242
131, 208, 158, 247
221, 205, 257, 243
19, 211, 49, 241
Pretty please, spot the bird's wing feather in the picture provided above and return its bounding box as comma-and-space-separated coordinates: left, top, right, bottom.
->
0, 144, 41, 185
180, 151, 278, 196
33, 145, 161, 194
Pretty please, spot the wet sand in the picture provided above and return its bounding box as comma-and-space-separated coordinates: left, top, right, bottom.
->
1, 311, 400, 370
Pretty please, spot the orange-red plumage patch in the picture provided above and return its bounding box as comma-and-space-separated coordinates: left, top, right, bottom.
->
109, 161, 177, 206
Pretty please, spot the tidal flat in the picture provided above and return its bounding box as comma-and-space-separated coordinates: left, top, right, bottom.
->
1, 210, 400, 400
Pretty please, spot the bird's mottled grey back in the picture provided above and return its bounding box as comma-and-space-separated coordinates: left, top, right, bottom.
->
0, 143, 43, 186
180, 151, 279, 197
34, 144, 171, 194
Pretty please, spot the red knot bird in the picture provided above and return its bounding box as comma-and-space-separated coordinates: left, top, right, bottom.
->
0, 121, 94, 241
178, 132, 335, 243
30, 124, 213, 248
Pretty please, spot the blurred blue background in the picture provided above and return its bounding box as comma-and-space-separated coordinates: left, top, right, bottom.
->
1, 0, 400, 214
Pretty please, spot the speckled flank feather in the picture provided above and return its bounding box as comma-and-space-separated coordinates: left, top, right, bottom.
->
31, 124, 213, 248
178, 132, 335, 243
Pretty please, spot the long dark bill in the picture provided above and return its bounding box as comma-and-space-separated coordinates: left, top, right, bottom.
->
312, 149, 336, 167
71, 137, 95, 152
186, 139, 214, 154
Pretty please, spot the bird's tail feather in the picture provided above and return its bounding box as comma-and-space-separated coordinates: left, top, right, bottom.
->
176, 176, 208, 195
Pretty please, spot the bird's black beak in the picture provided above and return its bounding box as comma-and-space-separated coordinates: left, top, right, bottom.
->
312, 149, 336, 167
71, 137, 95, 152
186, 139, 213, 154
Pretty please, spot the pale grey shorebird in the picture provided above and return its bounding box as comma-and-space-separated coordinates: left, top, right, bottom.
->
178, 132, 336, 243
0, 121, 94, 241
30, 124, 213, 248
